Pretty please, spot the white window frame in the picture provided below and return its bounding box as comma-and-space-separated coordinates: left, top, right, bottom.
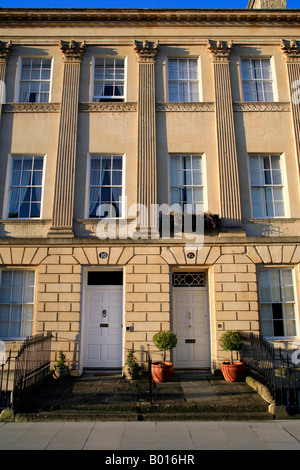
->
167, 57, 201, 103
3, 154, 46, 220
240, 57, 275, 103
0, 269, 36, 340
91, 57, 127, 102
15, 57, 53, 103
86, 154, 125, 219
248, 154, 286, 219
258, 267, 299, 340
169, 154, 206, 213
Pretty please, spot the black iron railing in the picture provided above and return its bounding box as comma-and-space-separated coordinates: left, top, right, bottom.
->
241, 333, 300, 414
0, 332, 52, 410
0, 349, 12, 410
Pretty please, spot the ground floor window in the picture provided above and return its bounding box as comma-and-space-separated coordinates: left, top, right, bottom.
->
0, 270, 35, 339
258, 268, 297, 337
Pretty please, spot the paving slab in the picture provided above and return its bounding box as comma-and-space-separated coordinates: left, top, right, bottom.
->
1, 421, 300, 450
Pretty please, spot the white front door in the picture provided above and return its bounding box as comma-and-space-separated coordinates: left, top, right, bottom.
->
173, 285, 210, 368
83, 285, 123, 369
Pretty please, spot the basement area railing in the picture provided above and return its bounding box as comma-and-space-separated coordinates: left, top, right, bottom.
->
241, 333, 300, 415
0, 332, 52, 411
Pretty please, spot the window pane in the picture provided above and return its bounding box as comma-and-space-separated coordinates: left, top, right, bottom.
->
93, 58, 125, 101
89, 155, 123, 218
242, 58, 273, 102
19, 58, 51, 103
0, 270, 34, 339
258, 269, 296, 338
250, 155, 284, 218
168, 58, 199, 102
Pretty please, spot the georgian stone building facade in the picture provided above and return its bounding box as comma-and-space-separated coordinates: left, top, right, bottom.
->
0, 3, 300, 374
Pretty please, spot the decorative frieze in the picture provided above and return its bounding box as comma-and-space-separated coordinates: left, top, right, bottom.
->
208, 40, 242, 228
3, 103, 60, 113
49, 40, 86, 238
79, 102, 137, 112
156, 102, 215, 112
233, 102, 291, 112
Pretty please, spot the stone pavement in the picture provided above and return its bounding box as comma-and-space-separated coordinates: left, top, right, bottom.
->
1, 421, 300, 450
9, 370, 274, 422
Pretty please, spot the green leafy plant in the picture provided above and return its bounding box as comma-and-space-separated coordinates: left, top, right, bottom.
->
55, 350, 67, 369
153, 331, 177, 363
219, 330, 244, 364
125, 349, 138, 367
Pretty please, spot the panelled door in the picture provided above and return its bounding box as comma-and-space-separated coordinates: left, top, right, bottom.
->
172, 272, 210, 369
82, 271, 123, 369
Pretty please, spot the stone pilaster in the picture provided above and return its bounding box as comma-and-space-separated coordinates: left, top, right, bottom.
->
134, 40, 159, 230
0, 41, 12, 119
208, 40, 242, 229
281, 39, 300, 174
49, 40, 86, 238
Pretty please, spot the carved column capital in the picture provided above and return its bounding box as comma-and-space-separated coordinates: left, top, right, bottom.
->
59, 40, 86, 63
281, 39, 300, 62
207, 40, 233, 63
0, 40, 12, 64
134, 40, 159, 62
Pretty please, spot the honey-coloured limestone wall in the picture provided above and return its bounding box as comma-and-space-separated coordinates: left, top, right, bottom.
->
0, 243, 299, 373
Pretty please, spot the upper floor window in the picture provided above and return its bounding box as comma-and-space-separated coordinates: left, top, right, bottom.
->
6, 155, 44, 219
249, 154, 285, 218
92, 58, 125, 102
241, 58, 274, 102
18, 58, 52, 103
170, 154, 204, 212
258, 268, 297, 337
0, 270, 35, 339
168, 58, 199, 102
88, 155, 124, 218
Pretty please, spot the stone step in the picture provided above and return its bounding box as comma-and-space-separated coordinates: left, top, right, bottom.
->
14, 409, 273, 423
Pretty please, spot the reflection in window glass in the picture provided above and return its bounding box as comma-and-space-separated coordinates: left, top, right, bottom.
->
0, 270, 35, 338
258, 268, 296, 337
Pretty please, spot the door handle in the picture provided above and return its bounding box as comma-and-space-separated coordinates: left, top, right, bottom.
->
102, 309, 107, 317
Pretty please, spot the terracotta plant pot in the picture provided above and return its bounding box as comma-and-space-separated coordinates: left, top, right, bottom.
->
221, 361, 245, 382
151, 361, 174, 383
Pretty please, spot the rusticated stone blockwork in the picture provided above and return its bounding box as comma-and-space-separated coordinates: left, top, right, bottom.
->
1, 243, 299, 371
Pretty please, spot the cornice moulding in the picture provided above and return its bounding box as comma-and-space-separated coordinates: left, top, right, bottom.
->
0, 9, 299, 26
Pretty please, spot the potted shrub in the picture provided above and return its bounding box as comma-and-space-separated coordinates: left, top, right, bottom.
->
151, 331, 177, 382
54, 350, 69, 379
123, 349, 140, 380
219, 330, 245, 382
